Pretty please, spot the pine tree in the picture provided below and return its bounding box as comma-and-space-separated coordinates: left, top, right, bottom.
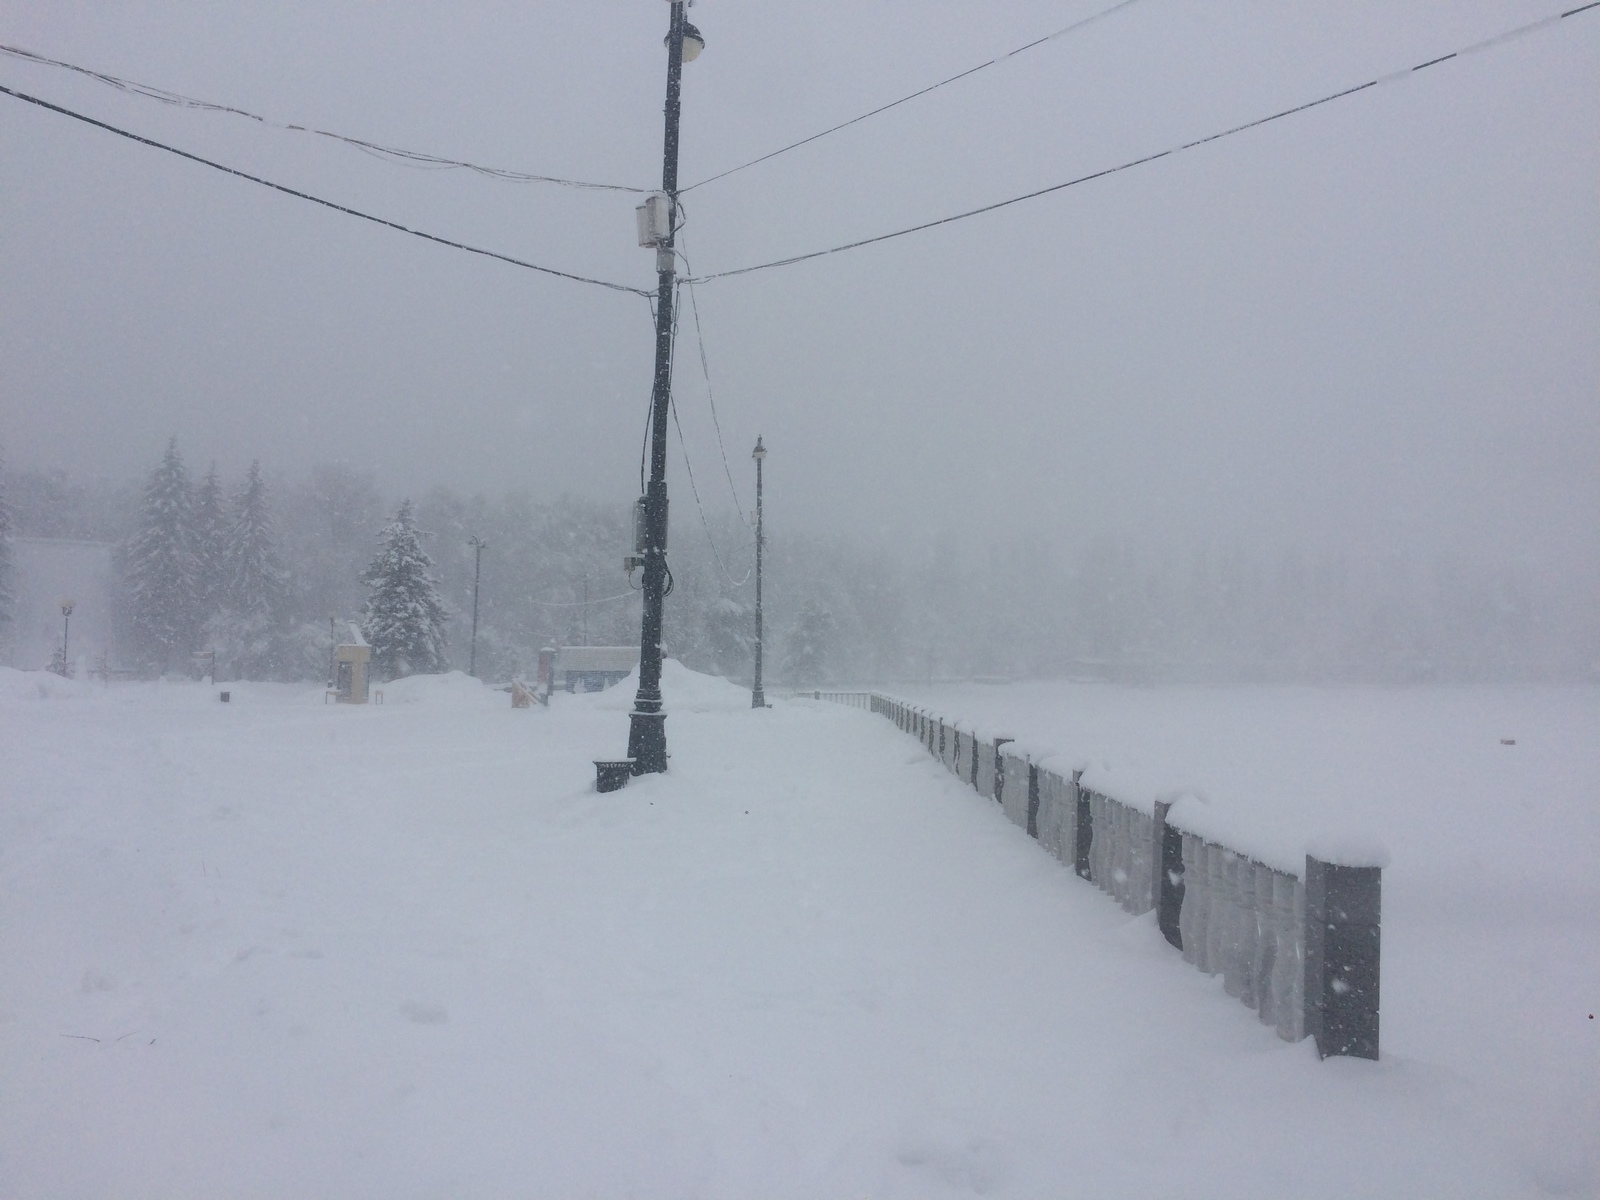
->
361, 499, 449, 679
192, 464, 227, 622
124, 437, 199, 673
782, 598, 836, 687
207, 461, 288, 678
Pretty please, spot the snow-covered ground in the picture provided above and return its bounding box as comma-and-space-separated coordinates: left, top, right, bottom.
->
2, 666, 1596, 1197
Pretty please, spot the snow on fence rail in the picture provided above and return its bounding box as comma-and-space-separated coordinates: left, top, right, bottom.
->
813, 691, 1381, 1060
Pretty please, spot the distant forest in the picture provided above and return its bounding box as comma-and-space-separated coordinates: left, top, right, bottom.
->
0, 447, 1594, 685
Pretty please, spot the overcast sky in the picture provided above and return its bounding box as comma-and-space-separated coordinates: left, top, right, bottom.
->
2, 0, 1595, 579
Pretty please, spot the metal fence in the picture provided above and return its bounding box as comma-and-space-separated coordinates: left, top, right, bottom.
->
814, 691, 1380, 1060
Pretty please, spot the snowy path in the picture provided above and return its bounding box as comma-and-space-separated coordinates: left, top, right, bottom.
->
1, 667, 1594, 1198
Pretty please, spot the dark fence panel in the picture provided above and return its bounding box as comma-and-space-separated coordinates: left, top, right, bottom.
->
814, 691, 1380, 1060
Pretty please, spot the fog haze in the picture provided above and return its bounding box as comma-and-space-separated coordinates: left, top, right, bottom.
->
3, 1, 1596, 586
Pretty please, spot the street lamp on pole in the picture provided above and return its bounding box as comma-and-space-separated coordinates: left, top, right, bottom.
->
625, 0, 703, 776
60, 600, 74, 678
751, 437, 767, 709
468, 536, 487, 677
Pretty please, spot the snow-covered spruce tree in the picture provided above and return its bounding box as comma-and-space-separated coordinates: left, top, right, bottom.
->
124, 437, 200, 673
191, 463, 227, 622
782, 598, 836, 687
361, 499, 448, 679
207, 461, 288, 679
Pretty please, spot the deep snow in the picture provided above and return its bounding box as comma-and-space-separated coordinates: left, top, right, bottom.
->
2, 666, 1596, 1197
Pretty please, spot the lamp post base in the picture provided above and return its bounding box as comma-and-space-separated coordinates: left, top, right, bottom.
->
751, 689, 765, 708
627, 708, 668, 774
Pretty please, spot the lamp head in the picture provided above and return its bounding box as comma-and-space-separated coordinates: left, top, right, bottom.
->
669, 20, 705, 62
752, 436, 766, 461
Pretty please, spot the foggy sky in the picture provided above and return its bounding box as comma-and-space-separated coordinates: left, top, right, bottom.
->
2, 1, 1595, 582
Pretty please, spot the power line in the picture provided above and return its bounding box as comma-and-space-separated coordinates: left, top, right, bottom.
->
0, 42, 648, 193
0, 83, 652, 297
527, 590, 636, 609
666, 277, 752, 589
691, 3, 1599, 283
676, 229, 749, 525
681, 0, 1147, 193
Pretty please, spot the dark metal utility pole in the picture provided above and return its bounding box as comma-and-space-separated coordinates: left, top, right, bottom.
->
627, 1, 702, 775
751, 436, 766, 708
468, 535, 487, 677
60, 600, 73, 676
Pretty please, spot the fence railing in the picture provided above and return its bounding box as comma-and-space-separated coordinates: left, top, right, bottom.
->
811, 691, 1380, 1060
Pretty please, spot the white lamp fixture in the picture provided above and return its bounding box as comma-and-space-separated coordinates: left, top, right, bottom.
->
664, 18, 705, 62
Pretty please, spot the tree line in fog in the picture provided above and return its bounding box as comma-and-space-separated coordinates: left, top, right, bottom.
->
0, 447, 1593, 685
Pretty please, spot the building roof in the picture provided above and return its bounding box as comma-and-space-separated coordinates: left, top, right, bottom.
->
557, 645, 639, 674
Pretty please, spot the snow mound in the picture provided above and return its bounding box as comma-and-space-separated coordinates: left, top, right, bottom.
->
577, 658, 753, 713
0, 667, 98, 704
375, 671, 506, 709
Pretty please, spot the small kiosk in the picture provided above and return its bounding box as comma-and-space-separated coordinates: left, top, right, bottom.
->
333, 623, 372, 704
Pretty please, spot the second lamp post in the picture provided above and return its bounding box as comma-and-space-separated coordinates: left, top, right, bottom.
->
751, 437, 766, 708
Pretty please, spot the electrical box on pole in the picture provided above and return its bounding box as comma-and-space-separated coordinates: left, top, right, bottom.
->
635, 193, 671, 247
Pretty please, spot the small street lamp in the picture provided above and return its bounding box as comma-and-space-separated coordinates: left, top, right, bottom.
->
751, 437, 767, 708
60, 600, 74, 677
468, 536, 488, 677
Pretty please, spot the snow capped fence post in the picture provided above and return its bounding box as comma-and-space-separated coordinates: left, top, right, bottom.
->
1252, 862, 1275, 1016
1000, 746, 1029, 829
1036, 768, 1066, 857
1273, 872, 1306, 1043
1236, 859, 1259, 1009
1221, 851, 1245, 999
1205, 845, 1227, 977
1073, 771, 1092, 881
1026, 761, 1041, 839
1304, 856, 1382, 1060
1155, 802, 1185, 950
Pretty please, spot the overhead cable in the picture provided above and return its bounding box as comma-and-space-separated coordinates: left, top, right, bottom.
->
676, 229, 749, 525
681, 0, 1146, 193
689, 2, 1599, 283
527, 590, 637, 609
0, 42, 648, 193
0, 83, 652, 297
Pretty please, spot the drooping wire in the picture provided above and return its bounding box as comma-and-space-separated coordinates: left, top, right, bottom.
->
667, 276, 753, 588
675, 223, 748, 525
0, 83, 653, 296
0, 42, 649, 193
527, 590, 636, 608
681, 0, 1147, 193
671, 389, 753, 589
688, 2, 1600, 283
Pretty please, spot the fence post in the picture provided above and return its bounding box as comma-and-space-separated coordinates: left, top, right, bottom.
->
1155, 802, 1184, 950
1072, 771, 1092, 880
1304, 856, 1381, 1060
992, 738, 1013, 805
1026, 762, 1041, 839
